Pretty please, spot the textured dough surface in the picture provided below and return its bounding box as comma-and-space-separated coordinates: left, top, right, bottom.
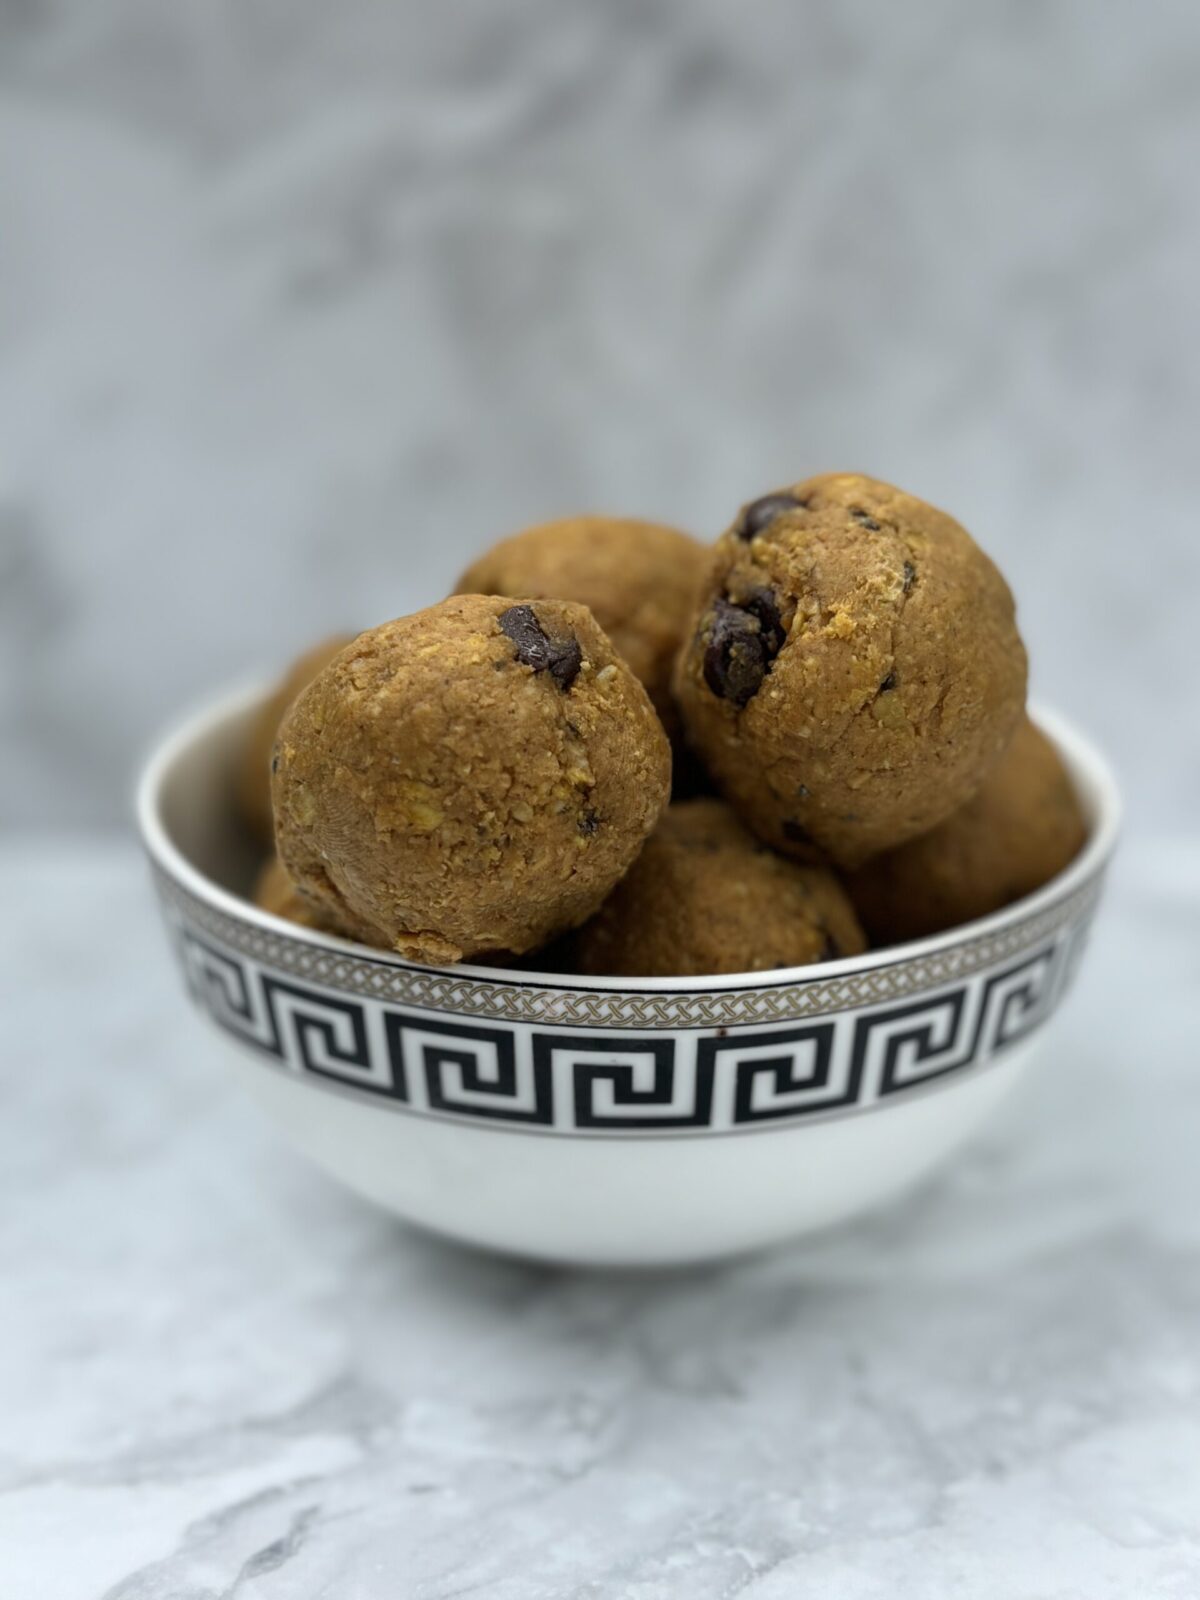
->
846, 716, 1087, 944
571, 797, 866, 978
237, 634, 354, 843
253, 854, 326, 929
456, 516, 708, 744
673, 473, 1028, 867
273, 595, 671, 964
252, 854, 388, 944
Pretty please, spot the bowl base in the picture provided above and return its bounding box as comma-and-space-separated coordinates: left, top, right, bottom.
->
219, 1033, 1037, 1267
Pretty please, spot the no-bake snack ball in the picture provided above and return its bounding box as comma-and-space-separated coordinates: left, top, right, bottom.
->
846, 716, 1087, 945
673, 473, 1028, 868
273, 595, 672, 964
253, 854, 388, 944
237, 634, 355, 843
456, 517, 708, 743
253, 854, 325, 929
571, 798, 867, 978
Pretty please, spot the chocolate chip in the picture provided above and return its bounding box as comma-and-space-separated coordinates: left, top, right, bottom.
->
499, 604, 582, 689
878, 671, 897, 693
902, 560, 916, 593
796, 784, 810, 800
782, 819, 813, 845
701, 598, 779, 707
850, 507, 881, 531
578, 808, 599, 836
547, 644, 583, 688
270, 749, 280, 774
737, 492, 806, 540
700, 588, 793, 707
742, 586, 787, 655
699, 587, 788, 708
819, 931, 842, 962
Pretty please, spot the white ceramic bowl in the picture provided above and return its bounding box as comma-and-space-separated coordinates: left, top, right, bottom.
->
137, 688, 1119, 1266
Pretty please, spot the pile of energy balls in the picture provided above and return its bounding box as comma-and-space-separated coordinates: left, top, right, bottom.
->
238, 473, 1087, 978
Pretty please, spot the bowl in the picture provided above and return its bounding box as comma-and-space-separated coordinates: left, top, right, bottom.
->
137, 687, 1119, 1267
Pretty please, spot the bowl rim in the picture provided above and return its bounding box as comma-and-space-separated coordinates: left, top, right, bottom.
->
136, 682, 1121, 995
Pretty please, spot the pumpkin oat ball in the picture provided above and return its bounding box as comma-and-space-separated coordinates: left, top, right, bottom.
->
273, 595, 671, 964
253, 854, 389, 944
252, 854, 327, 930
846, 716, 1087, 944
571, 798, 866, 978
673, 473, 1027, 868
456, 516, 708, 744
237, 634, 355, 844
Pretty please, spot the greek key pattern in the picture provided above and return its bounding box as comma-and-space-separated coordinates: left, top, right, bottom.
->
165, 904, 1097, 1137
153, 864, 1103, 1031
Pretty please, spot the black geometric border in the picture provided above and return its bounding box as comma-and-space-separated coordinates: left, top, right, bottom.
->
261, 975, 376, 1092
532, 1034, 711, 1129
167, 919, 1095, 1137
854, 945, 1064, 1101
386, 1012, 550, 1125
698, 1024, 851, 1123
180, 931, 282, 1059
983, 947, 1060, 1053
853, 989, 973, 1099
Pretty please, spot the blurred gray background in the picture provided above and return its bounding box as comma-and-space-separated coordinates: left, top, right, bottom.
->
2, 0, 1196, 838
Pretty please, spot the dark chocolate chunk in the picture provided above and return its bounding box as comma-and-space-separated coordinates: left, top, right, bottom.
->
878, 671, 897, 693
742, 586, 787, 655
819, 931, 842, 962
578, 808, 599, 836
499, 604, 582, 690
702, 600, 768, 706
700, 586, 789, 707
270, 749, 280, 774
737, 492, 806, 540
850, 507, 881, 531
902, 560, 916, 593
796, 784, 810, 800
782, 819, 814, 845
547, 640, 583, 688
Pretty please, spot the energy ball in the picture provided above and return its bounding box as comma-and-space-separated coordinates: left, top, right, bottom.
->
846, 717, 1087, 945
455, 517, 708, 744
252, 855, 388, 944
570, 798, 867, 978
273, 595, 671, 965
673, 473, 1027, 868
237, 634, 355, 844
252, 854, 325, 929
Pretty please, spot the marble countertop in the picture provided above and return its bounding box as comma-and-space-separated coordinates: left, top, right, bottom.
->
5, 836, 1200, 1599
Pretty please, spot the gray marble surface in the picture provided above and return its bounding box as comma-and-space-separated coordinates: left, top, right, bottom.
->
2, 0, 1200, 836
4, 835, 1200, 1598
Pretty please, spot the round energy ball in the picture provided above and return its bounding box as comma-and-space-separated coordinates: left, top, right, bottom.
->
570, 798, 867, 978
237, 634, 355, 844
252, 854, 325, 929
673, 473, 1028, 868
455, 516, 708, 744
252, 854, 387, 944
273, 595, 672, 965
846, 716, 1087, 945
